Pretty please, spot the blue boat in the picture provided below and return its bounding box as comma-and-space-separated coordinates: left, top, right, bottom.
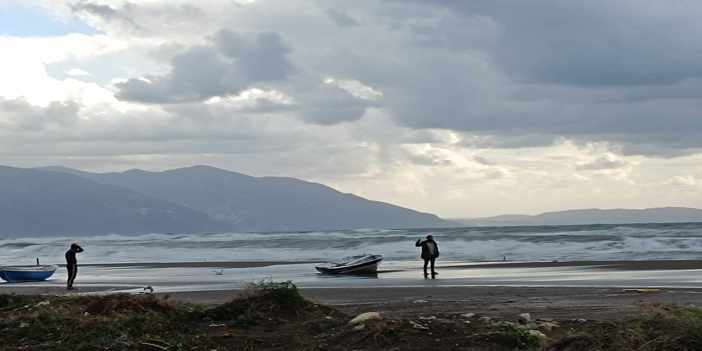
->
0, 265, 58, 283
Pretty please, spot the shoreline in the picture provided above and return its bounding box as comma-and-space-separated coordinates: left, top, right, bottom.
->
12, 258, 702, 270
445, 259, 702, 270
4, 259, 702, 314
43, 260, 319, 268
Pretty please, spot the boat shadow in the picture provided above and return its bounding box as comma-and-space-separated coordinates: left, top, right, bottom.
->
315, 269, 404, 279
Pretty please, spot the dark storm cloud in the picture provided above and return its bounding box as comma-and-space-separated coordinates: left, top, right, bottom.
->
326, 9, 360, 27
305, 0, 702, 155
292, 78, 380, 125
404, 0, 702, 86
116, 30, 293, 103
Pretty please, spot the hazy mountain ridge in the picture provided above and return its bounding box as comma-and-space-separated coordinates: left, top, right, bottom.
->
456, 207, 702, 226
65, 165, 454, 232
0, 166, 230, 236
0, 165, 453, 235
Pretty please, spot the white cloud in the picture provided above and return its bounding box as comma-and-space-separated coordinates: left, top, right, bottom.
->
323, 78, 382, 101
667, 175, 698, 188
576, 154, 630, 171
66, 68, 92, 77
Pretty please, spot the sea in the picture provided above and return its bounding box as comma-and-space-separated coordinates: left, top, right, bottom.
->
2, 222, 702, 264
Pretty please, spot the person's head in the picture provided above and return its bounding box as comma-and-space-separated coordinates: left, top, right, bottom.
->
426, 234, 433, 240
70, 243, 80, 251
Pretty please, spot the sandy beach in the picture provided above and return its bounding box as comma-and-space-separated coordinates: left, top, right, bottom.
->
3, 259, 702, 321
159, 285, 702, 321
5, 284, 702, 321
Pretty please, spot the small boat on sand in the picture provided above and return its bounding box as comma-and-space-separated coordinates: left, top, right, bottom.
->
315, 254, 383, 275
0, 265, 58, 283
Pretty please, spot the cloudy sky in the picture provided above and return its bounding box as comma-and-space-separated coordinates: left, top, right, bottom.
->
1, 0, 702, 218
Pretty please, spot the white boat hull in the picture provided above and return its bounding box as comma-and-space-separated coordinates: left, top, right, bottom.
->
315, 254, 383, 275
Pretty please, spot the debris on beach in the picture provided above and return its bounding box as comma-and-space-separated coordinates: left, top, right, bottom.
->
34, 300, 50, 307
348, 311, 382, 325
622, 288, 663, 293
479, 316, 492, 323
492, 320, 517, 328
537, 321, 560, 331
409, 320, 429, 330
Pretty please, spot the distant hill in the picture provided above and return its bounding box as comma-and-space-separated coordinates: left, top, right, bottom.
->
0, 166, 228, 236
27, 165, 454, 233
455, 207, 702, 226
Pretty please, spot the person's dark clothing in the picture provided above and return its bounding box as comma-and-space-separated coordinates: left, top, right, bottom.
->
415, 239, 439, 276
415, 239, 439, 260
65, 244, 84, 290
423, 257, 436, 276
66, 265, 78, 290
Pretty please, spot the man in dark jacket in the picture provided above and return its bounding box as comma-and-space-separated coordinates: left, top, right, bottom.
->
415, 235, 439, 277
65, 243, 84, 290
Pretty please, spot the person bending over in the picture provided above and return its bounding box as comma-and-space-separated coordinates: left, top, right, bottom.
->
415, 235, 439, 277
65, 243, 84, 290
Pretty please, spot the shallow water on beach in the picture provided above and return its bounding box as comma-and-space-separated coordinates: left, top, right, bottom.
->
4, 260, 702, 294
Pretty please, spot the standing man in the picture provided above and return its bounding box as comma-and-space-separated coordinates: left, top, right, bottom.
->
415, 235, 439, 277
65, 243, 84, 290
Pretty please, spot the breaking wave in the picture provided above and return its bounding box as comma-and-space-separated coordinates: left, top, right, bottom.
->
2, 222, 702, 264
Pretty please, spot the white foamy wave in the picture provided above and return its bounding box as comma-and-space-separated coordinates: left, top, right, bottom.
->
2, 223, 702, 264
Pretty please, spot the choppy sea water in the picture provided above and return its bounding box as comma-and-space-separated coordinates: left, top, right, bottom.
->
2, 222, 702, 265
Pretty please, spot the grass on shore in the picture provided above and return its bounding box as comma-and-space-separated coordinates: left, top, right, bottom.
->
549, 303, 702, 351
2, 282, 702, 350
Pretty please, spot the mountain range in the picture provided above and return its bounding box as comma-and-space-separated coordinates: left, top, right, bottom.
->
0, 165, 453, 236
455, 207, 702, 226
3, 164, 700, 236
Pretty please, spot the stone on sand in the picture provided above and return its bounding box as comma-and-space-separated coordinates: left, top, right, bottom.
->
348, 312, 382, 325
518, 313, 532, 324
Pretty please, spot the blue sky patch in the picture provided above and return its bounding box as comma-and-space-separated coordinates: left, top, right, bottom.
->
0, 2, 97, 37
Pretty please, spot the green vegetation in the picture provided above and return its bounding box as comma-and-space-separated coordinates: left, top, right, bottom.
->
2, 285, 702, 350
550, 304, 702, 351
207, 280, 333, 328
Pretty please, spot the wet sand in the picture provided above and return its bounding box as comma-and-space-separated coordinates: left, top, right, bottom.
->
3, 259, 702, 321
50, 261, 317, 268
28, 259, 702, 270
447, 259, 702, 270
